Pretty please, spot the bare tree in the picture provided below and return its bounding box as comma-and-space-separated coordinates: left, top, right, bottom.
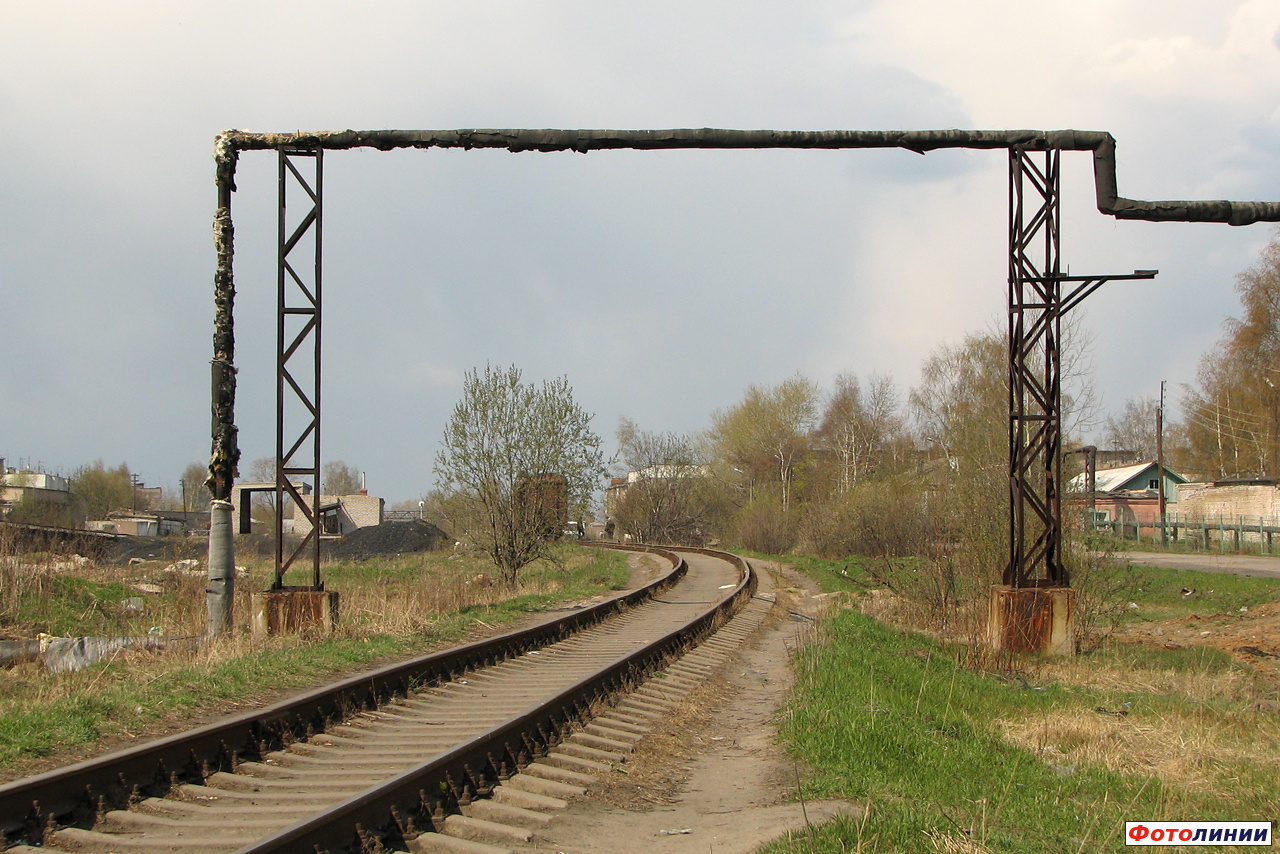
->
1103, 397, 1159, 459
179, 461, 207, 515
1180, 233, 1280, 479
322, 461, 362, 496
816, 373, 906, 494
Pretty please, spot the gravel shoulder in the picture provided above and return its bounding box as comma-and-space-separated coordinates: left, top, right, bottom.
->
1112, 550, 1280, 579
532, 559, 861, 854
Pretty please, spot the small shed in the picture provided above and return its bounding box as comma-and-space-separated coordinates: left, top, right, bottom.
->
1068, 461, 1187, 525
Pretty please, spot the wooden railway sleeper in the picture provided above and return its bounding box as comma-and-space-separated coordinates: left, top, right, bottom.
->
0, 547, 708, 852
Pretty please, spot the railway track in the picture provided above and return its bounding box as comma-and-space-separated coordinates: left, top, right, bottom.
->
0, 546, 774, 854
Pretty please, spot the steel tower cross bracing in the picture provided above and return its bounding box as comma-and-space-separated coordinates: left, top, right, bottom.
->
275, 148, 323, 590
1004, 149, 1157, 588
1006, 149, 1065, 587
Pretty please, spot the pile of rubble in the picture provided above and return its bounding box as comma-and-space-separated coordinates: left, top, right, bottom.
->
323, 520, 450, 561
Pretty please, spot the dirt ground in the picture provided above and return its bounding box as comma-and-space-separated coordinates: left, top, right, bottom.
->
1114, 599, 1280, 685
1105, 551, 1280, 684
528, 560, 861, 854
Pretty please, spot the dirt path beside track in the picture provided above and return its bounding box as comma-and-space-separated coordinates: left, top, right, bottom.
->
532, 559, 861, 854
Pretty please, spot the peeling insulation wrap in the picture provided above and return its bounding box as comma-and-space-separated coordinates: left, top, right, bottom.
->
209, 202, 238, 501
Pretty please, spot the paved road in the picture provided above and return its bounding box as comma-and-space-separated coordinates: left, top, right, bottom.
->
1113, 551, 1280, 580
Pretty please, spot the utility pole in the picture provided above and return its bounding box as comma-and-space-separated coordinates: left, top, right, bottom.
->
1157, 381, 1167, 544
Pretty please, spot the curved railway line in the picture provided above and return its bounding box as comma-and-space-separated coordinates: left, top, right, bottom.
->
0, 546, 777, 854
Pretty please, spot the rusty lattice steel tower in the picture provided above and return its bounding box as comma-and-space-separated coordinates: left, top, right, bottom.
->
274, 148, 324, 590
1004, 147, 1155, 588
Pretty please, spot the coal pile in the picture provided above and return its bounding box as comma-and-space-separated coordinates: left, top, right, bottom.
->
322, 520, 450, 561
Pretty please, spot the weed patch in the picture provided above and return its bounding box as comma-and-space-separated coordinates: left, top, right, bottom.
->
0, 544, 630, 781
771, 609, 1279, 853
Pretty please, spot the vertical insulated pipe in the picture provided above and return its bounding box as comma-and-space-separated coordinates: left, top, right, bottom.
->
208, 145, 239, 636
207, 500, 234, 635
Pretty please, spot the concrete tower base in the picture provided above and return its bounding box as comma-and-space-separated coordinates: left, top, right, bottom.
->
988, 585, 1075, 656
251, 588, 339, 636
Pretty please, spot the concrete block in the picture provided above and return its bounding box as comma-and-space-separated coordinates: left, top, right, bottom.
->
987, 585, 1075, 656
251, 588, 339, 636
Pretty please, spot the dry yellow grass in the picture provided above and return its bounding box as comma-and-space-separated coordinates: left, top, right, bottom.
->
925, 829, 994, 854
1030, 654, 1255, 703
998, 706, 1280, 806
995, 649, 1280, 813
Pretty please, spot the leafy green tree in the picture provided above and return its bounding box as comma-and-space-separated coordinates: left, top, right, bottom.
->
711, 374, 819, 513
6, 492, 79, 528
910, 332, 1006, 478
71, 461, 134, 520
909, 331, 1009, 569
435, 365, 605, 584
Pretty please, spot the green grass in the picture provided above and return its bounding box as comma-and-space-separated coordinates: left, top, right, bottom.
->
0, 634, 410, 765
1088, 641, 1238, 675
772, 612, 1150, 852
762, 545, 1280, 853
740, 550, 926, 596
13, 575, 136, 636
1115, 565, 1280, 623
768, 610, 1277, 853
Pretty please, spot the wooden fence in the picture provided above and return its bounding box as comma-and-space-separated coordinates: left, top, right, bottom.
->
1091, 514, 1280, 554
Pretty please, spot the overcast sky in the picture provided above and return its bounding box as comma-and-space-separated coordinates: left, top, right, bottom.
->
3, 1, 1279, 504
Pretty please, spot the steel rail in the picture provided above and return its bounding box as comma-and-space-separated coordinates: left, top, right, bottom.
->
231, 547, 755, 854
0, 544, 687, 848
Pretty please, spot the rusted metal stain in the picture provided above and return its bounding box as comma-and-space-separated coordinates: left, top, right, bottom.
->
251, 588, 339, 636
990, 586, 1075, 655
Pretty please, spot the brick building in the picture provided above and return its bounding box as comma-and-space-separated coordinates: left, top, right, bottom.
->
1175, 479, 1280, 526
294, 492, 385, 537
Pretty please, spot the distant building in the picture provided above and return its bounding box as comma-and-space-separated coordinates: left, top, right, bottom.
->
133, 484, 163, 510
1176, 478, 1280, 526
0, 462, 72, 521
1067, 460, 1187, 526
294, 492, 384, 537
83, 511, 190, 537
107, 512, 182, 537
229, 480, 311, 535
